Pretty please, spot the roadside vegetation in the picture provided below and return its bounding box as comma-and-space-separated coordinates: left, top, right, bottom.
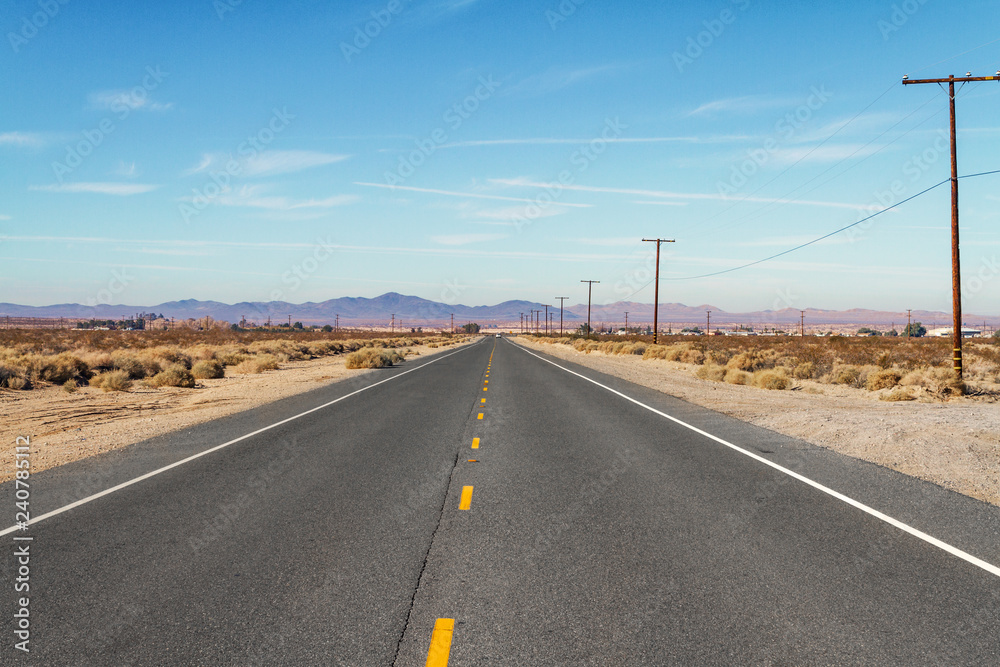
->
0, 329, 468, 393
526, 334, 1000, 401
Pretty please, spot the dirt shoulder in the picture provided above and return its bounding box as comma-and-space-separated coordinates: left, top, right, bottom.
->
516, 337, 1000, 507
0, 339, 473, 482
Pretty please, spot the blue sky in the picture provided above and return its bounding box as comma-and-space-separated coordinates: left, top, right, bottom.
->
2, 0, 999, 315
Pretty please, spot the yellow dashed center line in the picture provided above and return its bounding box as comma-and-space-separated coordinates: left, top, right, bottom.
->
425, 618, 455, 666
477, 413, 483, 420
481, 398, 486, 404
459, 486, 474, 510
472, 437, 480, 449
483, 387, 487, 391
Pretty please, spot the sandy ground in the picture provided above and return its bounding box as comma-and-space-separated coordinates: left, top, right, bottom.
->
0, 340, 472, 482
517, 338, 1000, 507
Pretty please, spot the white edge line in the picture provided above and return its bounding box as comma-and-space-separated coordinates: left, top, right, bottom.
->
511, 340, 1000, 579
0, 340, 483, 537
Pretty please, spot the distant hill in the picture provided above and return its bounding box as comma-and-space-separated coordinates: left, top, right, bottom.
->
1, 293, 995, 329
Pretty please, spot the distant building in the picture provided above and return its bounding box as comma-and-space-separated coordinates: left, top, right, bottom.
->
927, 327, 980, 338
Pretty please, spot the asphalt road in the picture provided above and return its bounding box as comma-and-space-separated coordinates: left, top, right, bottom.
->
3, 336, 1000, 665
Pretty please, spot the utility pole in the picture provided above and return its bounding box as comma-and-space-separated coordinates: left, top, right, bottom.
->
391, 314, 394, 334
906, 309, 912, 339
450, 313, 454, 333
580, 281, 600, 336
706, 310, 711, 336
556, 297, 568, 335
543, 305, 551, 335
335, 314, 339, 331
903, 71, 999, 379
641, 238, 676, 344
520, 312, 524, 334
624, 311, 629, 334
800, 310, 805, 337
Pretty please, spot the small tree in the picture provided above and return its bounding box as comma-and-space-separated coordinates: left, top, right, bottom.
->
903, 322, 926, 337
321, 324, 333, 332
462, 323, 480, 334
292, 321, 304, 330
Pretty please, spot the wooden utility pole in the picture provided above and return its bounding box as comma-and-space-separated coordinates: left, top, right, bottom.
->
706, 310, 711, 336
903, 71, 999, 379
543, 305, 551, 335
580, 281, 600, 336
556, 297, 568, 335
391, 314, 395, 334
450, 313, 454, 333
906, 309, 912, 339
624, 311, 629, 334
520, 312, 524, 334
800, 310, 805, 337
641, 238, 676, 343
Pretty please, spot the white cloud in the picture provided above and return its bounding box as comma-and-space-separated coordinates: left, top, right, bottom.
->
688, 95, 799, 116
631, 200, 688, 207
431, 233, 507, 246
355, 181, 593, 207
179, 184, 359, 211
577, 237, 643, 247
491, 177, 871, 211
770, 143, 884, 165
470, 205, 569, 222
0, 214, 10, 220
502, 65, 623, 97
185, 150, 349, 178
30, 182, 159, 195
89, 90, 173, 112
0, 132, 47, 148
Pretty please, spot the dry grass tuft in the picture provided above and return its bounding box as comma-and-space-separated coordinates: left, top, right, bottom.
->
345, 348, 398, 369
724, 368, 751, 385
866, 368, 902, 391
752, 369, 790, 390
91, 370, 133, 392
148, 364, 196, 388
880, 388, 916, 401
191, 359, 225, 379
695, 363, 727, 382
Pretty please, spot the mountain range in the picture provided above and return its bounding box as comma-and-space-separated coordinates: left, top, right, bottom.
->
2, 293, 997, 329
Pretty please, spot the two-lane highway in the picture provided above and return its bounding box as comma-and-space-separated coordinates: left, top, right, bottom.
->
3, 336, 1000, 665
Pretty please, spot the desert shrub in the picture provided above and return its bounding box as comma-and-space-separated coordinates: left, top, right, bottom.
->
726, 350, 774, 372
881, 388, 916, 401
37, 353, 89, 384
830, 365, 862, 386
7, 376, 30, 390
428, 343, 439, 348
626, 342, 647, 355
91, 370, 133, 392
62, 378, 79, 393
753, 369, 790, 390
216, 350, 248, 367
642, 344, 666, 360
866, 368, 902, 391
695, 363, 726, 382
345, 348, 395, 369
191, 360, 225, 379
150, 347, 192, 369
148, 364, 196, 388
112, 354, 149, 380
233, 354, 280, 374
793, 362, 816, 379
705, 350, 730, 366
724, 369, 751, 385
680, 348, 705, 365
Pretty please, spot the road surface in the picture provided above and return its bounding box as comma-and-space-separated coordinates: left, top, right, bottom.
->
2, 336, 999, 665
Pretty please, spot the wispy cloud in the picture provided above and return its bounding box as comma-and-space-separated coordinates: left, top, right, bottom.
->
491, 177, 871, 211
179, 184, 358, 210
502, 65, 623, 97
771, 143, 884, 164
355, 181, 593, 207
688, 95, 800, 116
431, 233, 507, 246
115, 161, 140, 178
89, 90, 173, 112
469, 204, 569, 222
0, 214, 10, 220
0, 131, 48, 148
439, 135, 750, 149
631, 200, 688, 207
185, 150, 350, 178
577, 237, 643, 247
30, 182, 159, 196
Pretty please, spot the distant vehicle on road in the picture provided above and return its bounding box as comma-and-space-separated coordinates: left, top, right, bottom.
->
495, 334, 501, 338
